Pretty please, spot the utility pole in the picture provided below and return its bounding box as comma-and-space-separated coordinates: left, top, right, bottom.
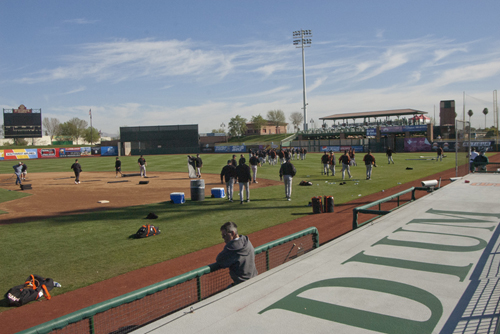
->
89, 109, 93, 147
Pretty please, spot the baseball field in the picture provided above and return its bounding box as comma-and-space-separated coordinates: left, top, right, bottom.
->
0, 151, 475, 331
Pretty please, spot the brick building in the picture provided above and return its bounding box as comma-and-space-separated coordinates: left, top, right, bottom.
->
245, 121, 287, 135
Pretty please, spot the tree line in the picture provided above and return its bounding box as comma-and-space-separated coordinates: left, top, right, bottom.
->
215, 109, 305, 137
43, 117, 101, 144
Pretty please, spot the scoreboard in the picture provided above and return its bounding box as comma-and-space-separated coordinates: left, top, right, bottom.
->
3, 106, 42, 138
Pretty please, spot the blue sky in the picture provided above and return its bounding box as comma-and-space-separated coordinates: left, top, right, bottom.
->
1, 0, 499, 136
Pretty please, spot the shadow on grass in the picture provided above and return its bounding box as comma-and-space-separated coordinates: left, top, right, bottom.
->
0, 197, 311, 226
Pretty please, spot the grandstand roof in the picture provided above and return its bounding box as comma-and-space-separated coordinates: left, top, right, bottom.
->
320, 108, 428, 121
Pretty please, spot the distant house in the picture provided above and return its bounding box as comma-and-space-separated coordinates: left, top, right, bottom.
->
245, 121, 288, 135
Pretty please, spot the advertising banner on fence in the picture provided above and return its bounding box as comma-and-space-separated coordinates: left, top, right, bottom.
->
91, 147, 101, 156
38, 148, 59, 158
59, 147, 92, 158
2, 149, 38, 160
366, 128, 377, 136
462, 141, 494, 150
214, 145, 246, 153
432, 141, 456, 151
321, 145, 364, 152
81, 147, 91, 156
403, 125, 428, 132
380, 126, 403, 133
321, 146, 340, 152
404, 138, 432, 152
214, 146, 229, 153
59, 147, 80, 158
101, 146, 118, 156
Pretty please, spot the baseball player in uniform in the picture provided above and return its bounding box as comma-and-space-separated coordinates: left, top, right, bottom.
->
138, 155, 147, 177
115, 157, 122, 177
71, 159, 82, 184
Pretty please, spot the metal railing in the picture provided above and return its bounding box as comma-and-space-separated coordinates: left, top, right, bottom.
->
352, 187, 439, 229
18, 227, 319, 334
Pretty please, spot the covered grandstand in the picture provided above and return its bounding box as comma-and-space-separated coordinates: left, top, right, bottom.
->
292, 109, 433, 152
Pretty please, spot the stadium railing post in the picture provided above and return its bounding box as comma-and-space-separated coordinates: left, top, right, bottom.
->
266, 250, 270, 271
89, 316, 95, 334
197, 276, 202, 301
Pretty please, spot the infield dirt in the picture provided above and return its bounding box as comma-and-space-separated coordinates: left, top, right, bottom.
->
0, 171, 282, 224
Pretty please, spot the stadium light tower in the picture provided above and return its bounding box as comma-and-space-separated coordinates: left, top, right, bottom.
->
293, 29, 312, 132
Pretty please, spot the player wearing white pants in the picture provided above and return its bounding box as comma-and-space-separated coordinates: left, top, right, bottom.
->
220, 160, 237, 202
283, 175, 293, 199
138, 155, 147, 177
279, 159, 297, 201
226, 178, 235, 202
339, 151, 352, 180
235, 160, 251, 203
249, 153, 260, 183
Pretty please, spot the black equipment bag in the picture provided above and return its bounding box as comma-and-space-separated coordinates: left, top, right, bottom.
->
324, 196, 334, 213
135, 225, 160, 238
312, 196, 323, 214
5, 274, 54, 307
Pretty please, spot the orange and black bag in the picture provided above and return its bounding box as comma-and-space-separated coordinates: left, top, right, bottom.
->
312, 196, 323, 214
5, 274, 54, 307
135, 225, 161, 238
324, 196, 334, 213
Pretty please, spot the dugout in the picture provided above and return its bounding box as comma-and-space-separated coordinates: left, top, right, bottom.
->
120, 124, 199, 155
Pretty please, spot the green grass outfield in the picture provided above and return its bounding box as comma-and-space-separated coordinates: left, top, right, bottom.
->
0, 152, 467, 311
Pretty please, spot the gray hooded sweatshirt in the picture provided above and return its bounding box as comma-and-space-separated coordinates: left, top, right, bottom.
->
216, 235, 258, 284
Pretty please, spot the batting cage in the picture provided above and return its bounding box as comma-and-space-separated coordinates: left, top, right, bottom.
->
120, 124, 199, 155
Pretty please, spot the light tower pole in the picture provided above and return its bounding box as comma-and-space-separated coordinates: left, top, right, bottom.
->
293, 30, 312, 132
89, 109, 93, 147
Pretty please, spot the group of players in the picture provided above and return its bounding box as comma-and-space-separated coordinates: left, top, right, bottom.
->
220, 148, 297, 203
320, 148, 379, 181
245, 147, 308, 166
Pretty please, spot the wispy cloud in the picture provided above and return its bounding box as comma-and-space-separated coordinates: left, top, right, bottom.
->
230, 86, 291, 99
432, 60, 500, 87
63, 86, 86, 95
64, 18, 98, 24
15, 38, 292, 84
433, 47, 467, 63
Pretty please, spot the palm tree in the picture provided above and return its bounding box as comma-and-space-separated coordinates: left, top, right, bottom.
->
468, 110, 473, 125
483, 108, 489, 129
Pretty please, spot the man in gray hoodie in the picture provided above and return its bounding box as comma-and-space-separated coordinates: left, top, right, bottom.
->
215, 222, 258, 285
13, 162, 23, 185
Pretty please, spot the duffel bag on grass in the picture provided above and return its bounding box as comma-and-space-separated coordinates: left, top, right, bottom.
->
135, 224, 161, 238
6, 274, 57, 307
